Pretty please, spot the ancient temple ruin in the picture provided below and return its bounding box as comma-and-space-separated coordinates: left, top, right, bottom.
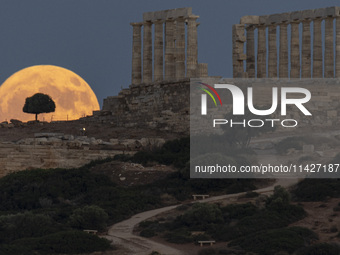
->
130, 7, 208, 84
233, 6, 340, 78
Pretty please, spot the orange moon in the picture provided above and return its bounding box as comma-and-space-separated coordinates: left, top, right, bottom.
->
0, 65, 100, 122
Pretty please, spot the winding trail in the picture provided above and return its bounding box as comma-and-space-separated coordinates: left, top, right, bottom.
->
104, 178, 299, 255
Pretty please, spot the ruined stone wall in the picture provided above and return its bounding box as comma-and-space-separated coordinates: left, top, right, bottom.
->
100, 79, 190, 134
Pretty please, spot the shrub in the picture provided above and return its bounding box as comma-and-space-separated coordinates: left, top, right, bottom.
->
164, 229, 193, 243
0, 230, 112, 254
296, 243, 340, 255
292, 179, 340, 202
0, 212, 60, 243
229, 227, 317, 255
69, 205, 108, 231
140, 229, 156, 238
275, 137, 305, 154
179, 203, 223, 230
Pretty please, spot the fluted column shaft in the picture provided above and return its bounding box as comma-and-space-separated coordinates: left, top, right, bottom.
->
232, 24, 246, 78
336, 17, 340, 77
313, 19, 322, 78
131, 22, 142, 85
257, 25, 266, 78
187, 15, 199, 78
268, 25, 277, 78
301, 20, 311, 78
290, 21, 300, 78
176, 17, 186, 79
324, 17, 334, 78
154, 20, 163, 82
165, 18, 175, 80
246, 26, 255, 78
279, 23, 288, 78
143, 21, 152, 83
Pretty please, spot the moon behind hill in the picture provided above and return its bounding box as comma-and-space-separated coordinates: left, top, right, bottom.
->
0, 65, 100, 122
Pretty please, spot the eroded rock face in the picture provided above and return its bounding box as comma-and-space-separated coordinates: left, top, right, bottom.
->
0, 133, 166, 177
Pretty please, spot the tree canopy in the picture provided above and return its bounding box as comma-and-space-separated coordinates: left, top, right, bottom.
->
23, 93, 56, 121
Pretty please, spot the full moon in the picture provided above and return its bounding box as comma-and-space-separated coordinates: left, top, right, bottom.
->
0, 65, 100, 122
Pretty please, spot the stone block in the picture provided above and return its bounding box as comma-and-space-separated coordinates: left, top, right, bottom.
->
267, 13, 290, 24
240, 15, 260, 24
143, 7, 192, 22
35, 133, 64, 138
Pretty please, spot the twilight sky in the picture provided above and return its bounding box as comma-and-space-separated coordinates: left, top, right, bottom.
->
0, 0, 339, 108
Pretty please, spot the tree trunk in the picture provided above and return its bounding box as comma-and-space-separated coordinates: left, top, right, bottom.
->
35, 114, 38, 121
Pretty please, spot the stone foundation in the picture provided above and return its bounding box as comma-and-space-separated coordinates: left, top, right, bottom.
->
100, 79, 190, 134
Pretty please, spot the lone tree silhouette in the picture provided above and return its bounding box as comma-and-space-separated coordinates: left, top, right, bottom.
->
23, 93, 56, 121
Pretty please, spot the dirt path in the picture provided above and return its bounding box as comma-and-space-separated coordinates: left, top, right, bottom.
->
104, 178, 299, 255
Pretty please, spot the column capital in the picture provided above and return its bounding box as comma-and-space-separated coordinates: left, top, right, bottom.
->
130, 22, 143, 27
187, 15, 199, 19
176, 16, 186, 22
153, 19, 163, 24
302, 18, 311, 23
246, 25, 256, 30
291, 19, 300, 24
143, 20, 152, 25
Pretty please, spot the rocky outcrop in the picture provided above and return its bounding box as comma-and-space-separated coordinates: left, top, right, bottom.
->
0, 133, 165, 177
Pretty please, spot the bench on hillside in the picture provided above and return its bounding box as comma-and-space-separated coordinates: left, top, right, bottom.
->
192, 194, 209, 200
83, 229, 98, 235
197, 240, 216, 247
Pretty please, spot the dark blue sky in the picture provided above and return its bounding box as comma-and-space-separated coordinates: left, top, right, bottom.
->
0, 0, 339, 108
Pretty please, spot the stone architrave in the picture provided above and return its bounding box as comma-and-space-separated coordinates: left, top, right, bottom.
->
279, 23, 288, 78
324, 17, 334, 78
176, 17, 186, 79
154, 20, 164, 82
257, 25, 266, 78
290, 21, 300, 78
143, 21, 153, 83
313, 18, 322, 78
268, 24, 277, 78
301, 20, 311, 78
187, 15, 199, 78
246, 25, 255, 78
130, 22, 142, 85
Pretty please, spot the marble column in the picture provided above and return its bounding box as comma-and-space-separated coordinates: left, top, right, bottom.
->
165, 18, 175, 80
290, 21, 300, 78
187, 15, 199, 78
130, 22, 142, 85
268, 25, 277, 78
232, 24, 246, 78
301, 20, 311, 78
313, 18, 323, 78
246, 25, 255, 78
336, 17, 340, 77
324, 17, 334, 78
176, 17, 186, 79
257, 25, 266, 78
143, 21, 152, 83
198, 63, 208, 77
279, 23, 288, 78
154, 20, 164, 82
